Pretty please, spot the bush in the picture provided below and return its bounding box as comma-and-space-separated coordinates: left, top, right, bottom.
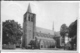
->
2, 44, 16, 49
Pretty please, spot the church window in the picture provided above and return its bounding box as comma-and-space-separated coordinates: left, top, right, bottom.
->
28, 15, 31, 21
31, 17, 33, 22
24, 17, 26, 22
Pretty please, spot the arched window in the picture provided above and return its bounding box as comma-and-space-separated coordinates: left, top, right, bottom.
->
24, 16, 26, 22
28, 15, 31, 21
31, 17, 33, 22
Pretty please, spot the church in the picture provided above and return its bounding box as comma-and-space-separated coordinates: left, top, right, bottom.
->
21, 4, 58, 49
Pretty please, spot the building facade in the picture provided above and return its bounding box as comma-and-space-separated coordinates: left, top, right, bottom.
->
22, 4, 56, 49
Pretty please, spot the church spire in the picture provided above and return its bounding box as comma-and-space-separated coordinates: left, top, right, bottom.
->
52, 21, 54, 31
27, 3, 32, 13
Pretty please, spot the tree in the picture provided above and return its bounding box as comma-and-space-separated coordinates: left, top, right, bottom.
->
29, 40, 35, 49
68, 20, 77, 50
29, 37, 40, 49
2, 20, 23, 44
60, 24, 68, 49
68, 20, 77, 38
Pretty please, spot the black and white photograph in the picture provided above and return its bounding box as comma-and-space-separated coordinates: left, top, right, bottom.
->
1, 1, 78, 51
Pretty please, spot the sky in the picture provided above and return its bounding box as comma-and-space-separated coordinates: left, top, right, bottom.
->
1, 1, 79, 31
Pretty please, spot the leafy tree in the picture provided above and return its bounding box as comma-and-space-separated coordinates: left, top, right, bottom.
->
68, 20, 77, 38
60, 24, 68, 49
2, 20, 23, 44
29, 37, 40, 49
29, 40, 35, 49
68, 20, 77, 50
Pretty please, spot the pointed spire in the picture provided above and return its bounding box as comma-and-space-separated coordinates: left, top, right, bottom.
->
52, 21, 54, 31
27, 3, 32, 13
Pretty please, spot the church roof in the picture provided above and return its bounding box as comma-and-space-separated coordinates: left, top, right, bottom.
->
27, 4, 32, 13
37, 37, 55, 42
36, 27, 54, 35
54, 31, 60, 37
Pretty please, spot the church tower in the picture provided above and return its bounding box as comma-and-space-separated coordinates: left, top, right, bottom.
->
22, 4, 36, 48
